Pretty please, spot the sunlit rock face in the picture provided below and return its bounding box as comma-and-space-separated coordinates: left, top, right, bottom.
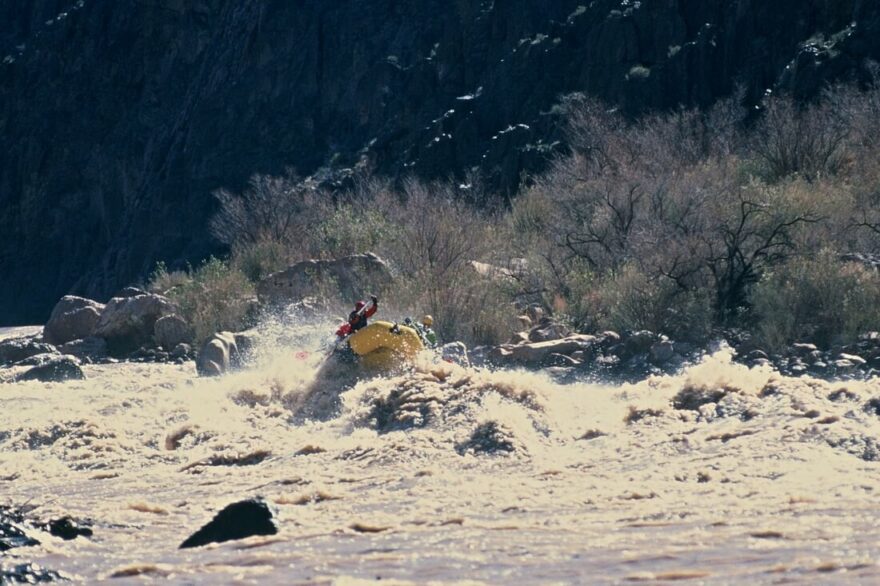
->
2, 0, 880, 324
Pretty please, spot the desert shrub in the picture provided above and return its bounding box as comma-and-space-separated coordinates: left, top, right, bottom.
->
147, 261, 190, 296
317, 204, 401, 259
750, 95, 850, 182
149, 257, 255, 345
210, 171, 329, 257
585, 264, 713, 341
752, 251, 880, 350
825, 64, 880, 161
389, 264, 520, 346
374, 179, 518, 344
701, 179, 820, 321
526, 97, 817, 326
230, 236, 294, 282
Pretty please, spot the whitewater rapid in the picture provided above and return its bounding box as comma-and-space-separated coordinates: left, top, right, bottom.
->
1, 323, 880, 584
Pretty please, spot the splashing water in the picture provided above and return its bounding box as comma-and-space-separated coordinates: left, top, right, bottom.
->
2, 320, 880, 583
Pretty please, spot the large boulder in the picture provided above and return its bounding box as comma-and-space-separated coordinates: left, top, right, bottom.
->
256, 253, 392, 307
93, 294, 176, 355
440, 341, 470, 367
623, 330, 659, 356
491, 335, 598, 368
196, 331, 256, 376
43, 296, 105, 345
153, 315, 194, 350
649, 339, 676, 365
43, 517, 93, 541
0, 336, 56, 366
180, 498, 277, 549
18, 356, 85, 382
527, 319, 571, 343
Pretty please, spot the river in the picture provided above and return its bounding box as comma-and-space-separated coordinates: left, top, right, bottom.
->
1, 323, 879, 584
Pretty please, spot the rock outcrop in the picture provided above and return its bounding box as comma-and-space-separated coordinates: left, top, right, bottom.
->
196, 330, 256, 377
43, 296, 104, 345
257, 253, 392, 307
477, 326, 695, 381
2, 1, 880, 324
93, 294, 176, 356
489, 335, 600, 368
153, 314, 194, 350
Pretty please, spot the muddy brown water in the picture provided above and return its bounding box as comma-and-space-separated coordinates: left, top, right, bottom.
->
1, 325, 879, 584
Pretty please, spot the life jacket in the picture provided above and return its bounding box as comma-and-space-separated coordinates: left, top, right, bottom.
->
336, 300, 377, 338
336, 322, 353, 338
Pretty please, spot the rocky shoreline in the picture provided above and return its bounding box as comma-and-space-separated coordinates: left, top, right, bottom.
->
0, 289, 197, 383
3, 290, 880, 385
471, 313, 880, 383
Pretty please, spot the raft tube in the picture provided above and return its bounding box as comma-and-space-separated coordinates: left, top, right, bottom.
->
347, 320, 424, 370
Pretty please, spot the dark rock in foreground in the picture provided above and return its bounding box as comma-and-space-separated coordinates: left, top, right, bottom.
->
0, 563, 67, 584
18, 357, 85, 382
0, 508, 71, 582
0, 510, 39, 552
45, 517, 93, 541
12, 352, 62, 368
0, 337, 56, 366
180, 498, 277, 549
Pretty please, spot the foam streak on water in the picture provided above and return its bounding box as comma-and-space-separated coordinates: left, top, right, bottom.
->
2, 325, 880, 584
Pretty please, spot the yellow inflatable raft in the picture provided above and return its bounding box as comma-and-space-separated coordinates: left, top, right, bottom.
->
347, 320, 424, 370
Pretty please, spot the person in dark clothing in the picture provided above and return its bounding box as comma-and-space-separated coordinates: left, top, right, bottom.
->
335, 295, 378, 338
349, 295, 378, 331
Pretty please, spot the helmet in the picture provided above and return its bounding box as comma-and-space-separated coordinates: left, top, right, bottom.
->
421, 314, 433, 327
354, 300, 366, 311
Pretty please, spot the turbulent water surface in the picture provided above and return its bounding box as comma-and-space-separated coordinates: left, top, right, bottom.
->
2, 323, 880, 584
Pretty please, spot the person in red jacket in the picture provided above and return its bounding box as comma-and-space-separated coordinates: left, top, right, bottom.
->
335, 295, 378, 338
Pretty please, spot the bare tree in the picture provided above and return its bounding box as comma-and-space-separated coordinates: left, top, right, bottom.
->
751, 95, 850, 182
209, 171, 324, 248
704, 188, 820, 320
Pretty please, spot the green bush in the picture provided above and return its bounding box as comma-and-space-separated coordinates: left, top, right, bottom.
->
546, 261, 713, 342
149, 258, 256, 346
230, 237, 293, 282
317, 205, 401, 259
388, 264, 521, 346
589, 264, 713, 341
752, 251, 880, 350
147, 261, 190, 295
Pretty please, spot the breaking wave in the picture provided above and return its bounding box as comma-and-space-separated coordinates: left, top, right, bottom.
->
2, 320, 880, 583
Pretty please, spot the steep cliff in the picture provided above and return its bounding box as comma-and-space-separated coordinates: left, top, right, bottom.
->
1, 0, 879, 324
